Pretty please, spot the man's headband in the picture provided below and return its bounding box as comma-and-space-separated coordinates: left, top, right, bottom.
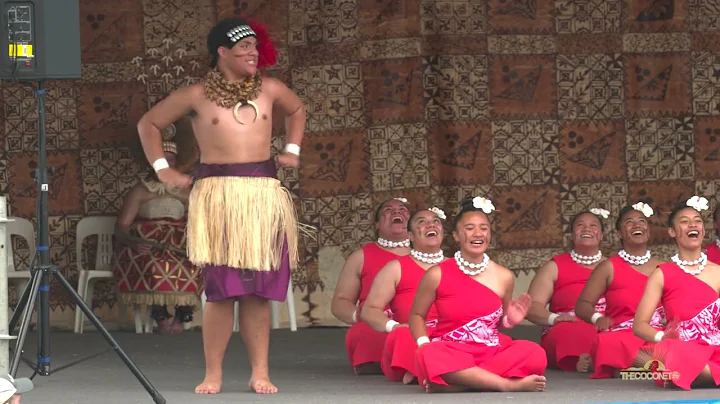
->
226, 25, 257, 44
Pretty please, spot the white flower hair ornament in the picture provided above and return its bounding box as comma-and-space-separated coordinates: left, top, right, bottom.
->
589, 208, 610, 219
686, 195, 709, 212
429, 206, 446, 220
394, 197, 408, 204
472, 197, 495, 214
631, 202, 654, 218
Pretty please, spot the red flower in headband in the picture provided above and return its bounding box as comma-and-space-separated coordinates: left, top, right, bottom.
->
244, 16, 278, 70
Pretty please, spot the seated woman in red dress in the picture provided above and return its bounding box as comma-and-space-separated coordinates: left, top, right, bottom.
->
526, 209, 607, 373
575, 202, 665, 379
361, 207, 447, 384
409, 196, 547, 393
331, 198, 411, 375
704, 206, 720, 264
633, 196, 720, 391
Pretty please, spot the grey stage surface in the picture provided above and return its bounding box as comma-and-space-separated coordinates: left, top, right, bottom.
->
11, 326, 720, 404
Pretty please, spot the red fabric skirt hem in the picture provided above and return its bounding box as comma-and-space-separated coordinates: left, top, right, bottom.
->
590, 329, 657, 379
416, 339, 547, 387
345, 321, 388, 369
541, 321, 598, 372
650, 339, 720, 390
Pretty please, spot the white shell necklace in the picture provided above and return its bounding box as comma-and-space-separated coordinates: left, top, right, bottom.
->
618, 249, 651, 266
411, 249, 444, 265
671, 252, 707, 275
454, 250, 489, 276
377, 237, 410, 248
715, 238, 720, 249
570, 249, 602, 266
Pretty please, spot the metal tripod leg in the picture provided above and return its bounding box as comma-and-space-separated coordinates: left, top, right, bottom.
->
50, 265, 166, 404
9, 265, 43, 376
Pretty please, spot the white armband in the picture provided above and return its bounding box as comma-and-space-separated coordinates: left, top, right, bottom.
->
591, 312, 603, 324
385, 320, 399, 333
152, 158, 169, 172
416, 336, 430, 346
351, 310, 357, 323
654, 331, 664, 342
548, 313, 559, 325
284, 143, 300, 156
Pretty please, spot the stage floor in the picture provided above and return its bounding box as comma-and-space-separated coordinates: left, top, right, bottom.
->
10, 326, 720, 404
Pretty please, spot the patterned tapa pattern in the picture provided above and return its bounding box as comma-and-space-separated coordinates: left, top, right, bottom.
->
2, 0, 720, 328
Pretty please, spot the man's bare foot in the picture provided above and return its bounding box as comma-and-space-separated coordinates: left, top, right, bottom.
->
195, 376, 222, 394
576, 353, 591, 373
402, 371, 417, 385
10, 395, 20, 404
504, 375, 547, 392
249, 376, 278, 394
170, 320, 185, 334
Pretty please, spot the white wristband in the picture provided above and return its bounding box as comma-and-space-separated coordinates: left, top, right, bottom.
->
591, 312, 603, 324
548, 313, 559, 325
152, 158, 169, 172
351, 310, 357, 323
284, 143, 300, 156
385, 320, 399, 333
654, 331, 664, 342
416, 336, 430, 346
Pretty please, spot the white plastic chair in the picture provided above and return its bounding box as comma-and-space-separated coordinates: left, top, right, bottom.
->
6, 217, 35, 293
73, 216, 118, 333
6, 217, 35, 315
200, 278, 296, 332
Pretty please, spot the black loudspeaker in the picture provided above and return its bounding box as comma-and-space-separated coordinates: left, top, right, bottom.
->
0, 0, 81, 80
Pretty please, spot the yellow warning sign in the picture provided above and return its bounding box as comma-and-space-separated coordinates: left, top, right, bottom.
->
8, 44, 33, 58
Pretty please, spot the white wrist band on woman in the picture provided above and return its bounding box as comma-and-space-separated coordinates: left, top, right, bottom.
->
385, 320, 399, 333
654, 331, 664, 342
416, 336, 430, 346
284, 143, 300, 156
351, 310, 357, 323
152, 158, 169, 172
591, 312, 603, 324
548, 313, 559, 325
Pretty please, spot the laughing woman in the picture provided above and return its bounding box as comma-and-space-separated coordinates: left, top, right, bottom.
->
409, 196, 547, 393
633, 196, 720, 391
575, 202, 665, 379
525, 209, 608, 373
361, 207, 448, 384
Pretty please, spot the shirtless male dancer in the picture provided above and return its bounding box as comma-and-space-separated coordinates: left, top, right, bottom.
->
137, 18, 305, 395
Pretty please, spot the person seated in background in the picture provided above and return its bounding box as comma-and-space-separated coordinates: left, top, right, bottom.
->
525, 209, 608, 373
113, 117, 202, 334
575, 203, 665, 379
331, 198, 411, 374
0, 374, 33, 404
361, 206, 448, 384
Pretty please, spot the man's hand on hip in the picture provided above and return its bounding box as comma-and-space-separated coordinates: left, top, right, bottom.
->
276, 152, 299, 168
157, 168, 193, 188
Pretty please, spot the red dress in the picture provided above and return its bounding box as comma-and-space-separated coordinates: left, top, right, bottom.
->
590, 256, 665, 379
345, 243, 401, 371
415, 259, 547, 389
705, 242, 720, 264
382, 256, 441, 382
649, 263, 720, 390
541, 253, 606, 371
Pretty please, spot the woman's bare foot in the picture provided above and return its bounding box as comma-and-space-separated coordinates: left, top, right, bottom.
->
195, 374, 222, 394
424, 380, 468, 393
504, 375, 547, 392
576, 353, 591, 373
402, 371, 417, 385
249, 376, 278, 394
354, 362, 382, 375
